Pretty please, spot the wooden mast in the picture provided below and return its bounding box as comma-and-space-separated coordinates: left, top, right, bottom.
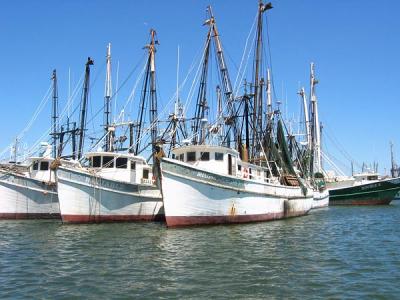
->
51, 69, 59, 159
104, 43, 113, 152
77, 57, 94, 160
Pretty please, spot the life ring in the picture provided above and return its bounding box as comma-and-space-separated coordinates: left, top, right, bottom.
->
243, 167, 249, 179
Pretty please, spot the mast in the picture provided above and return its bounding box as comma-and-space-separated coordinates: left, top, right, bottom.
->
298, 87, 311, 150
135, 29, 159, 160
251, 1, 272, 161
51, 69, 59, 159
192, 25, 211, 145
77, 57, 94, 160
104, 43, 113, 152
310, 62, 322, 174
390, 141, 397, 177
266, 69, 272, 118
205, 6, 237, 147
149, 29, 158, 161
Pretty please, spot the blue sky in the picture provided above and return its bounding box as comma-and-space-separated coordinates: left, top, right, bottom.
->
1, 0, 399, 175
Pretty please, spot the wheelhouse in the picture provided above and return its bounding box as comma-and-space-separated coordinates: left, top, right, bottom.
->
85, 152, 154, 185
29, 157, 55, 182
171, 145, 272, 183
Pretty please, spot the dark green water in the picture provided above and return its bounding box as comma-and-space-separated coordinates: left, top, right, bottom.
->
1, 202, 400, 299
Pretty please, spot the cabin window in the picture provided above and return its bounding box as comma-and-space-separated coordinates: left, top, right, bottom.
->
238, 165, 242, 171
228, 154, 232, 175
92, 156, 101, 168
33, 162, 39, 170
130, 161, 136, 170
367, 175, 378, 180
143, 169, 149, 179
187, 152, 196, 162
40, 161, 49, 171
200, 152, 210, 161
179, 154, 184, 161
116, 157, 128, 169
172, 154, 176, 159
215, 152, 223, 161
102, 156, 114, 168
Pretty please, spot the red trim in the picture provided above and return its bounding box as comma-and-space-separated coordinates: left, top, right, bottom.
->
61, 214, 165, 223
0, 213, 60, 220
166, 212, 286, 227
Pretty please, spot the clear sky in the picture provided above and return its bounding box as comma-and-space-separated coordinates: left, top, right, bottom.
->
1, 0, 399, 175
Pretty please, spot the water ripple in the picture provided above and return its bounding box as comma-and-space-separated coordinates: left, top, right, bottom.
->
1, 202, 400, 298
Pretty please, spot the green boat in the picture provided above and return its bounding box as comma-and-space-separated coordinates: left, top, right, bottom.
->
329, 175, 400, 205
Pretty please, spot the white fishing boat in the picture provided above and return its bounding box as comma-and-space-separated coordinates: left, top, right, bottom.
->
159, 3, 313, 227
161, 145, 313, 227
57, 33, 164, 223
57, 151, 163, 223
0, 68, 63, 219
0, 143, 59, 219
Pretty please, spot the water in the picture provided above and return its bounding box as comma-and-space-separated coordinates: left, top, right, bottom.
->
1, 202, 400, 299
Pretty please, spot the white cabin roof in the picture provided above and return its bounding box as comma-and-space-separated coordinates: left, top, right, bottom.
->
172, 145, 239, 157
85, 151, 148, 164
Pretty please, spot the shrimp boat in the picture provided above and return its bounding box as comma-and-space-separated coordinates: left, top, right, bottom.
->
0, 143, 58, 219
161, 145, 312, 227
57, 152, 163, 223
327, 141, 400, 205
160, 3, 313, 227
57, 34, 164, 223
0, 69, 64, 219
329, 171, 400, 205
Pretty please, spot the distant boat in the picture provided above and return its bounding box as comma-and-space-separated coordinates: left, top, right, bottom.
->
329, 172, 400, 205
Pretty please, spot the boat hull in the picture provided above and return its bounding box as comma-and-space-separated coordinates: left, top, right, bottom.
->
329, 177, 400, 205
161, 159, 313, 227
57, 167, 164, 223
312, 190, 329, 209
0, 171, 59, 219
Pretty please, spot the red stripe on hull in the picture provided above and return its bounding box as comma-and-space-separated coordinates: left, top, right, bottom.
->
0, 213, 60, 220
61, 214, 165, 224
166, 212, 287, 227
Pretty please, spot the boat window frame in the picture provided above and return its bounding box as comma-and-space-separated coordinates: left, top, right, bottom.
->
215, 152, 224, 161
32, 161, 39, 170
102, 156, 115, 168
179, 154, 184, 161
143, 169, 149, 179
116, 157, 128, 169
200, 152, 210, 161
40, 161, 49, 171
187, 151, 196, 162
92, 156, 101, 168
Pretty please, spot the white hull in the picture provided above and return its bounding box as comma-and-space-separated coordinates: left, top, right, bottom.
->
57, 167, 163, 223
311, 189, 329, 209
161, 159, 313, 227
0, 171, 59, 219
